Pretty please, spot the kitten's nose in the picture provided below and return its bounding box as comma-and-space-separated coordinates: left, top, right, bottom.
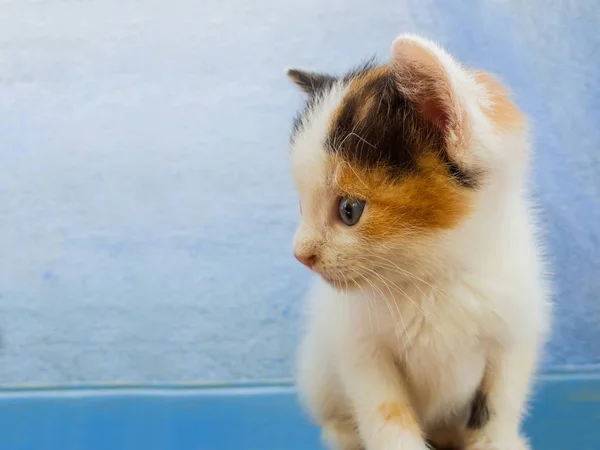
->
294, 252, 316, 269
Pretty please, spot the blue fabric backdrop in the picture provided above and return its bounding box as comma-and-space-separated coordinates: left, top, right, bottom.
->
0, 0, 598, 384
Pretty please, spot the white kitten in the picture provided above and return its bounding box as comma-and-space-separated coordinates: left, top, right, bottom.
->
286, 34, 551, 450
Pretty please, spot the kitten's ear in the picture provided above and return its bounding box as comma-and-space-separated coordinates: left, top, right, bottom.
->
286, 68, 337, 96
390, 35, 473, 165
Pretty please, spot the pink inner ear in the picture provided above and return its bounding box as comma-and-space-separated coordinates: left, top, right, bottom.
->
391, 37, 461, 140
419, 95, 450, 133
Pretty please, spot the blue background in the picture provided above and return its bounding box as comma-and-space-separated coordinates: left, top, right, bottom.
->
0, 0, 598, 385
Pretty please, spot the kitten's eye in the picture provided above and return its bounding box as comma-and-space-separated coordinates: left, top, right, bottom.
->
338, 198, 366, 226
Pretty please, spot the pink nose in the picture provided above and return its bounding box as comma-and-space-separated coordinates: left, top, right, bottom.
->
294, 252, 316, 268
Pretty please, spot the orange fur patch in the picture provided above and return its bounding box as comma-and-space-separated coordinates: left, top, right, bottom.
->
330, 153, 473, 240
475, 71, 525, 133
378, 402, 421, 434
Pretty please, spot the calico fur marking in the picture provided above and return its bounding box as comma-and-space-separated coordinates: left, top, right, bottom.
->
378, 401, 421, 434
327, 64, 479, 188
467, 389, 490, 429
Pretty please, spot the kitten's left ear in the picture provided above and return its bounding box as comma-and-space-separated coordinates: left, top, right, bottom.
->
286, 68, 337, 96
389, 35, 475, 166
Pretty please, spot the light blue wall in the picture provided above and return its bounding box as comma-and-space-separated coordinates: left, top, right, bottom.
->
0, 0, 598, 384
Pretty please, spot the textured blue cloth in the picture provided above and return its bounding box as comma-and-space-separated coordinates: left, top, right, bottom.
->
0, 0, 598, 384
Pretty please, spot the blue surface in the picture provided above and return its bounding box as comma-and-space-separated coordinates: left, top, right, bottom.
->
1, 369, 599, 450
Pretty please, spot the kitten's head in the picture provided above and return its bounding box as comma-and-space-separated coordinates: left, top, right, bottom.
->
287, 35, 528, 289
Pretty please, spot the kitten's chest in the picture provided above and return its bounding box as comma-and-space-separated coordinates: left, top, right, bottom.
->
402, 335, 486, 426
375, 298, 487, 426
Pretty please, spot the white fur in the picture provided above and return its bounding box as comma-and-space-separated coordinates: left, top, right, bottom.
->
291, 36, 550, 450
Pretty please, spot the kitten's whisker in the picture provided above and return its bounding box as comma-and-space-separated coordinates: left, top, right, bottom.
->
348, 132, 377, 149
359, 264, 434, 332
350, 269, 376, 338
365, 256, 430, 300
361, 250, 455, 302
351, 257, 455, 347
337, 268, 358, 337
356, 268, 383, 329
369, 270, 453, 348
358, 253, 437, 298
361, 274, 403, 350
354, 259, 435, 321
359, 266, 410, 356
360, 256, 460, 313
360, 264, 429, 320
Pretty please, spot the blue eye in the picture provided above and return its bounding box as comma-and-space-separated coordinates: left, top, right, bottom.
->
338, 198, 366, 226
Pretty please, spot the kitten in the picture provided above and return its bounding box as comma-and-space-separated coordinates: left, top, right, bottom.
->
286, 35, 550, 450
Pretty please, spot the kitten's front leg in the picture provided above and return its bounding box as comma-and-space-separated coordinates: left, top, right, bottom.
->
339, 346, 427, 450
465, 341, 539, 450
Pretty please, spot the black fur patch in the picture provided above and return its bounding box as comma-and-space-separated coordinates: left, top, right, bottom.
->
289, 60, 480, 188
467, 389, 490, 429
327, 65, 442, 178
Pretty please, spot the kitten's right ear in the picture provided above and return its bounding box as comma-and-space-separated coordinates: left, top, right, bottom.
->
286, 68, 337, 96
